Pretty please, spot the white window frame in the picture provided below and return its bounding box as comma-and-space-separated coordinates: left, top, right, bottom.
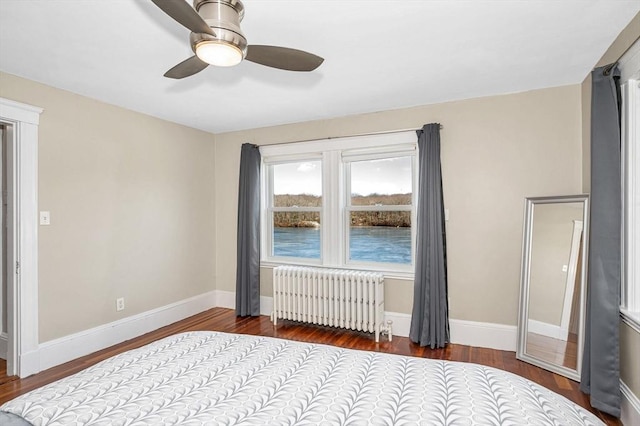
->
260, 131, 417, 278
263, 155, 323, 265
620, 39, 640, 332
343, 152, 417, 270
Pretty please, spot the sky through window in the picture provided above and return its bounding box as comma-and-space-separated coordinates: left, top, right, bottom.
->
273, 157, 411, 196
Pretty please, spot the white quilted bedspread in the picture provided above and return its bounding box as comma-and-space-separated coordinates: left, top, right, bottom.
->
0, 331, 603, 425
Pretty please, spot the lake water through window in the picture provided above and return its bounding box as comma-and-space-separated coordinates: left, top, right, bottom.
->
271, 160, 322, 259
347, 156, 413, 264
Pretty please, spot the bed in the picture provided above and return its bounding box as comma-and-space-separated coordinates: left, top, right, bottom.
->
0, 331, 603, 425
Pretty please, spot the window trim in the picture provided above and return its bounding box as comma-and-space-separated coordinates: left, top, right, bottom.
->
260, 132, 417, 277
343, 153, 416, 270
262, 158, 323, 265
620, 39, 640, 332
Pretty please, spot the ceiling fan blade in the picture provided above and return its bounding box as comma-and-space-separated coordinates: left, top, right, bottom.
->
245, 45, 324, 72
151, 0, 215, 36
164, 55, 209, 79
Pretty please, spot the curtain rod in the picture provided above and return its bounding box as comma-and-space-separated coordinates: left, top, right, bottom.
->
259, 124, 443, 147
601, 38, 638, 75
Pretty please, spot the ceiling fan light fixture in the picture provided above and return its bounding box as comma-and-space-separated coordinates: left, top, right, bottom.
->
153, 0, 323, 78
195, 41, 242, 67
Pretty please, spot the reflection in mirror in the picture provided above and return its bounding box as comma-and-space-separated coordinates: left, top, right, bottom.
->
517, 195, 589, 381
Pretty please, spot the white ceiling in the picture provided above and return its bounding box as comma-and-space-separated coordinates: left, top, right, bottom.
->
0, 1, 638, 134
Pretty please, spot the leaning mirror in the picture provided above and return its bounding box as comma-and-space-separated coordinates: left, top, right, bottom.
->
517, 195, 589, 381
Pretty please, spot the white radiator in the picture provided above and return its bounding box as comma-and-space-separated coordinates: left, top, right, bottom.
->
271, 266, 392, 342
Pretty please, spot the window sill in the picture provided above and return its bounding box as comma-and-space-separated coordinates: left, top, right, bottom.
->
620, 308, 640, 334
260, 261, 415, 281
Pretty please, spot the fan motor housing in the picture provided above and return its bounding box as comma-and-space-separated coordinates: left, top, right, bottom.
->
191, 0, 247, 57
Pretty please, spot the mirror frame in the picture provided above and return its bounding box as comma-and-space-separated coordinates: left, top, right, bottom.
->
516, 194, 589, 381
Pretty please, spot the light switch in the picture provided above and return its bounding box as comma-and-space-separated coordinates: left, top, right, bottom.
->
562, 264, 568, 272
445, 209, 450, 221
39, 211, 50, 225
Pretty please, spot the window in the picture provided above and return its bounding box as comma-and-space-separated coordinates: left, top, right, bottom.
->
346, 156, 413, 265
261, 132, 417, 275
620, 39, 640, 330
269, 160, 322, 260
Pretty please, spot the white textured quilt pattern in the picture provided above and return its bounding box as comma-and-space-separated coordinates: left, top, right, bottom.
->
1, 331, 603, 425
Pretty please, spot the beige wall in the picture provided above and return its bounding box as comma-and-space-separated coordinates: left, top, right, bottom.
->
620, 321, 640, 395
579, 12, 640, 400
215, 85, 583, 326
0, 72, 217, 342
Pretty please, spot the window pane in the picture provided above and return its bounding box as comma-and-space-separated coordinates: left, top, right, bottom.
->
350, 157, 412, 206
349, 211, 411, 264
273, 161, 321, 207
273, 212, 321, 259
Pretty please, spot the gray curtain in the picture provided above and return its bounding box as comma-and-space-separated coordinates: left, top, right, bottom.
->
236, 143, 261, 316
580, 64, 621, 417
409, 123, 449, 348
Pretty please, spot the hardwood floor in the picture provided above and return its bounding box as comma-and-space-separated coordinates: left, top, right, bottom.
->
526, 331, 578, 369
0, 307, 621, 425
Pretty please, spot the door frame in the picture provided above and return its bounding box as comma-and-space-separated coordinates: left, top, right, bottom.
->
559, 219, 583, 341
0, 97, 41, 377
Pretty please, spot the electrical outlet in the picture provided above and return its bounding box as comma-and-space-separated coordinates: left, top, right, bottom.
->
116, 297, 125, 311
39, 211, 51, 225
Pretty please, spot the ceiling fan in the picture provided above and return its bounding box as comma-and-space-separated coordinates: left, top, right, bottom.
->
150, 0, 324, 79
